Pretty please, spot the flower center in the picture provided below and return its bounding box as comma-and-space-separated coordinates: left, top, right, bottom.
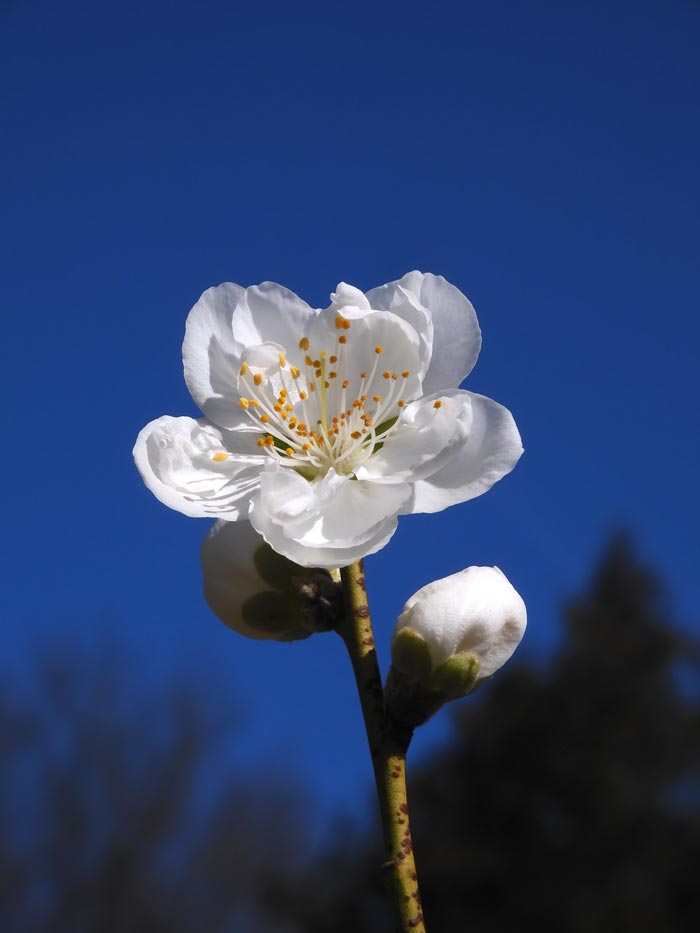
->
229, 314, 412, 477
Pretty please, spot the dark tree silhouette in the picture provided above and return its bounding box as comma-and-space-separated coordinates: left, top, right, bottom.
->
276, 536, 700, 932
2, 537, 698, 932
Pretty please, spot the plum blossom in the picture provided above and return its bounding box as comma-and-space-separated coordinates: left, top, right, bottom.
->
386, 566, 527, 725
133, 272, 523, 567
393, 565, 527, 684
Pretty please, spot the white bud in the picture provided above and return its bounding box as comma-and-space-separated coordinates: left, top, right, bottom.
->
394, 566, 526, 686
201, 519, 313, 641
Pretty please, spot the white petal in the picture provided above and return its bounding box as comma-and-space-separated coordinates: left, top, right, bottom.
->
308, 306, 424, 408
355, 390, 472, 485
365, 277, 433, 384
367, 272, 481, 394
231, 282, 316, 362
182, 283, 250, 430
395, 565, 526, 678
250, 463, 411, 567
406, 392, 523, 514
329, 282, 371, 314
133, 415, 264, 519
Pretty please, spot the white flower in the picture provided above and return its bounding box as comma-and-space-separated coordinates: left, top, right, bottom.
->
134, 273, 523, 568
393, 566, 527, 686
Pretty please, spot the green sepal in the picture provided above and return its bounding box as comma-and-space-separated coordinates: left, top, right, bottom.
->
428, 652, 480, 699
241, 590, 311, 642
253, 544, 309, 592
392, 628, 433, 683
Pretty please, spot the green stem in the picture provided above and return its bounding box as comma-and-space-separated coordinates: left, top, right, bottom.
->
338, 560, 426, 933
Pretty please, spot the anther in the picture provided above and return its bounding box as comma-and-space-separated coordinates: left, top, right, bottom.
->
299, 337, 310, 351
260, 413, 270, 423
398, 400, 405, 408
360, 371, 367, 378
339, 335, 347, 344
290, 365, 300, 379
239, 398, 250, 409
402, 370, 410, 378
285, 447, 294, 457
330, 355, 338, 364
254, 373, 264, 386
300, 390, 308, 399
279, 352, 287, 368
240, 362, 249, 376
433, 400, 443, 409
274, 404, 283, 412
212, 452, 229, 462
383, 371, 391, 379
257, 438, 265, 447
342, 379, 349, 388
373, 395, 382, 402
392, 372, 398, 380
375, 346, 383, 354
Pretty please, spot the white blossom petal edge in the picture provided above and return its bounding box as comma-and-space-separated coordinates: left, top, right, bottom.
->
134, 273, 523, 567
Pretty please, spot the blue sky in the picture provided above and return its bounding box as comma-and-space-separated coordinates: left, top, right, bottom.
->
2, 0, 698, 823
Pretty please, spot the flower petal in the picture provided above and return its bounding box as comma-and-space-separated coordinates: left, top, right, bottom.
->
182, 283, 249, 430
367, 271, 481, 394
405, 392, 523, 514
231, 282, 316, 364
250, 463, 412, 567
308, 305, 424, 409
133, 415, 265, 519
355, 390, 472, 485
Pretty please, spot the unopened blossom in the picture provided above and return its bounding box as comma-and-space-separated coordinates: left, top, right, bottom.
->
393, 565, 527, 686
201, 519, 316, 641
134, 273, 523, 567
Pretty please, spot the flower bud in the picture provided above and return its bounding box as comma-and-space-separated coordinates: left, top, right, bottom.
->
201, 520, 335, 641
386, 566, 526, 725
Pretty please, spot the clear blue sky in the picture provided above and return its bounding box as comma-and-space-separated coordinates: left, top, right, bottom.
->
2, 0, 698, 822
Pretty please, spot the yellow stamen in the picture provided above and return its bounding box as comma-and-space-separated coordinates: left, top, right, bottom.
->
239, 398, 250, 409
260, 413, 270, 423
402, 370, 410, 378
254, 373, 264, 386
339, 335, 347, 344
279, 352, 287, 368
375, 346, 383, 354
299, 337, 310, 351
285, 447, 294, 457
240, 362, 249, 376
212, 452, 229, 462
329, 355, 338, 364
433, 400, 443, 409
300, 390, 308, 399
290, 365, 300, 379
342, 379, 349, 388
